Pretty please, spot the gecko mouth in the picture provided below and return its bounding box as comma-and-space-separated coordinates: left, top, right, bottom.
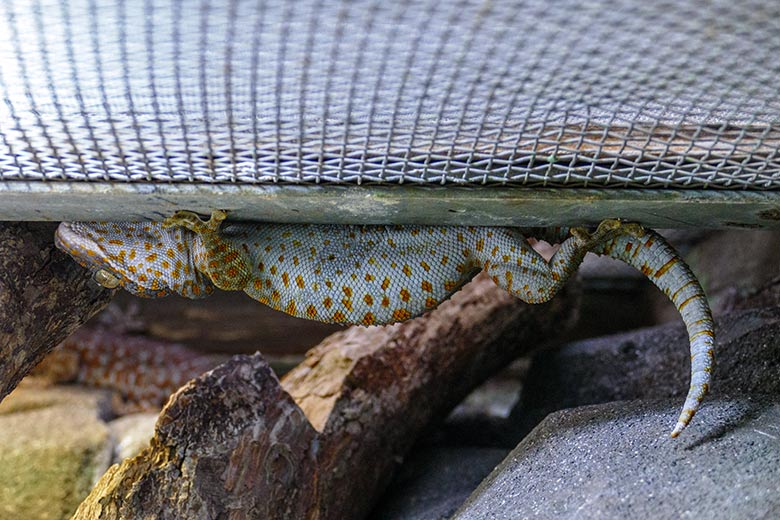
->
55, 222, 109, 272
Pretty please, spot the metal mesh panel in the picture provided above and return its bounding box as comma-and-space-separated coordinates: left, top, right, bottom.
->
1, 0, 779, 188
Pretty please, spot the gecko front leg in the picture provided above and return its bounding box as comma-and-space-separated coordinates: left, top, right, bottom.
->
162, 210, 253, 291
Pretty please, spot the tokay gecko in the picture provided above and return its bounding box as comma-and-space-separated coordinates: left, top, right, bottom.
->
55, 211, 714, 437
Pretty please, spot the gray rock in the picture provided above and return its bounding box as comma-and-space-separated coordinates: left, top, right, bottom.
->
455, 397, 780, 519
682, 230, 780, 312
108, 412, 158, 462
370, 447, 508, 520
515, 307, 780, 435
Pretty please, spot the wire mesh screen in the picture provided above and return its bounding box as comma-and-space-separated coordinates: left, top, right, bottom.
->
1, 0, 779, 188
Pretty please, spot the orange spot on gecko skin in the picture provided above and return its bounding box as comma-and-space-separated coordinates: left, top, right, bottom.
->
654, 258, 679, 277
270, 266, 277, 275
364, 294, 374, 306
392, 308, 411, 321
491, 246, 500, 257
224, 251, 239, 263
505, 271, 514, 288
343, 286, 353, 298
226, 267, 239, 278
192, 284, 201, 296
444, 280, 458, 291
271, 290, 281, 302
343, 299, 353, 312
402, 265, 412, 277
420, 260, 431, 272
108, 239, 124, 246
425, 297, 438, 308
296, 275, 305, 288
551, 271, 560, 281
281, 272, 290, 287
254, 278, 263, 290
421, 280, 433, 292
285, 300, 297, 316
441, 255, 449, 265
365, 273, 375, 282
475, 238, 484, 252
362, 312, 376, 326
400, 288, 411, 302
144, 242, 152, 251
306, 305, 317, 318
678, 295, 698, 311
293, 256, 299, 266
161, 260, 170, 270
323, 297, 333, 309
332, 311, 346, 323
381, 277, 391, 290
457, 232, 464, 243
381, 296, 390, 307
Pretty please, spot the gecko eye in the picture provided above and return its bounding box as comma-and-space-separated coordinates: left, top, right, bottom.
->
93, 269, 121, 289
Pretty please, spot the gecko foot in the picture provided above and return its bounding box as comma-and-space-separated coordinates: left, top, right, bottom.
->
163, 210, 227, 234
570, 219, 645, 246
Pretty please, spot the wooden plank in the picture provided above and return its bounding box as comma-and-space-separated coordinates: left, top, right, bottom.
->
1, 181, 780, 228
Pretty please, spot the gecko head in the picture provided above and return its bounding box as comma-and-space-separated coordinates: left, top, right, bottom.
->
55, 221, 215, 299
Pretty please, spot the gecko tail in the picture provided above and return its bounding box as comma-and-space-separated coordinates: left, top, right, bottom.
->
592, 227, 715, 438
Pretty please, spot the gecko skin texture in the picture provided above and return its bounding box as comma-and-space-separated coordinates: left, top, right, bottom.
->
55, 211, 715, 437
33, 327, 218, 414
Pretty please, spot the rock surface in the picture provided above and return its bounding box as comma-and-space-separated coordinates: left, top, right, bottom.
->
456, 396, 780, 519
515, 307, 780, 436
0, 386, 112, 520
369, 447, 508, 520
107, 413, 158, 462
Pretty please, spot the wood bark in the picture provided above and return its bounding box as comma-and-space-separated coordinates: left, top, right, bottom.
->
0, 222, 113, 402
73, 274, 578, 519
